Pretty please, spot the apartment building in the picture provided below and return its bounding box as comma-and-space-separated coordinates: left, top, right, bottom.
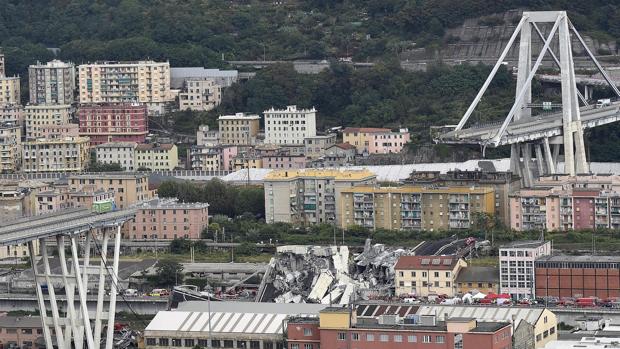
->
22, 136, 90, 173
124, 198, 209, 240
0, 53, 4, 76
263, 154, 306, 169
0, 121, 21, 172
264, 105, 317, 145
31, 123, 79, 140
36, 188, 71, 215
196, 125, 219, 147
179, 78, 222, 111
170, 67, 238, 88
218, 113, 260, 145
338, 186, 495, 231
264, 169, 376, 225
0, 76, 20, 104
24, 104, 72, 139
68, 173, 151, 209
96, 142, 138, 171
288, 307, 512, 349
231, 153, 263, 171
342, 127, 410, 154
135, 143, 178, 171
499, 240, 551, 300
78, 61, 174, 115
77, 103, 148, 145
395, 255, 467, 297
535, 255, 620, 299
0, 104, 23, 124
304, 134, 337, 159
406, 171, 520, 226
456, 266, 500, 295
0, 184, 29, 219
0, 315, 45, 348
28, 60, 76, 105
189, 145, 238, 172
309, 143, 357, 168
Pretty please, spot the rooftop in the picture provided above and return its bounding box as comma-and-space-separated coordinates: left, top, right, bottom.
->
135, 198, 209, 210
264, 105, 316, 113
70, 173, 148, 180
395, 256, 461, 270
500, 240, 549, 249
331, 143, 356, 150
96, 142, 138, 148
355, 303, 419, 318
136, 143, 174, 151
264, 168, 376, 181
0, 316, 42, 329
218, 113, 260, 120
456, 266, 499, 283
343, 127, 392, 134
340, 185, 494, 195
417, 305, 549, 328
24, 136, 89, 144
536, 255, 620, 263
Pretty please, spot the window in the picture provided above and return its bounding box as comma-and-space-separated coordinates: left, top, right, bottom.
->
380, 334, 389, 342
146, 338, 156, 345
22, 329, 33, 334
351, 333, 360, 341
303, 345, 313, 349
411, 271, 416, 277
172, 338, 182, 346
536, 334, 542, 342
550, 326, 556, 335
436, 335, 445, 343
434, 272, 439, 277
159, 338, 169, 346
394, 335, 403, 342
543, 330, 549, 338
291, 345, 299, 349
407, 335, 417, 342
423, 335, 432, 343
366, 334, 374, 341
304, 328, 312, 336
338, 332, 346, 341
184, 339, 195, 347
198, 340, 209, 346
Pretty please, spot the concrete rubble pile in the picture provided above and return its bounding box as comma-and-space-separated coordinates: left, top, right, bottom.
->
267, 239, 414, 304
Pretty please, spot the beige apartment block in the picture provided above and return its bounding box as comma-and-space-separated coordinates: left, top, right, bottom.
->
218, 113, 260, 145
78, 60, 174, 115
96, 141, 138, 171
0, 76, 20, 104
395, 255, 467, 297
179, 78, 222, 111
135, 143, 178, 171
29, 59, 76, 105
0, 121, 21, 172
264, 105, 317, 145
0, 104, 23, 124
22, 136, 90, 173
264, 169, 376, 225
68, 173, 151, 209
24, 104, 72, 139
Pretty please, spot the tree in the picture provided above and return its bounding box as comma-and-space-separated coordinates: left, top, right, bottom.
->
153, 261, 184, 287
87, 161, 124, 172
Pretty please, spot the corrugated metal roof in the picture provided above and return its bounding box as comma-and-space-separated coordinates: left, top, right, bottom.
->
417, 305, 547, 328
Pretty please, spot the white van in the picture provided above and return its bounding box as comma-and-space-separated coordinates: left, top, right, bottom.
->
123, 288, 138, 297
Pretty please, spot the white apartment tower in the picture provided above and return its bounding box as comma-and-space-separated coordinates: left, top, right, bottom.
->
29, 60, 76, 105
264, 105, 316, 145
499, 240, 551, 300
78, 61, 174, 115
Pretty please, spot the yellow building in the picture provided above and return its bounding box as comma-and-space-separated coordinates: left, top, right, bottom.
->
78, 61, 174, 115
338, 185, 495, 231
318, 307, 353, 329
232, 156, 263, 171
24, 104, 72, 139
0, 122, 21, 172
264, 169, 376, 225
456, 266, 500, 295
395, 255, 467, 297
218, 113, 260, 145
135, 143, 178, 171
22, 137, 90, 173
68, 173, 151, 209
0, 76, 20, 104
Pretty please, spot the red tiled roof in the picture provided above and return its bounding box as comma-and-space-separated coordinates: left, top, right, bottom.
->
395, 255, 459, 270
342, 127, 391, 134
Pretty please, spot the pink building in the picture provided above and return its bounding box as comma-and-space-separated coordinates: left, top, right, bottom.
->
124, 198, 209, 240
78, 103, 148, 145
36, 189, 70, 215
222, 145, 238, 171
343, 127, 410, 154
32, 123, 79, 139
0, 314, 45, 348
263, 154, 306, 169
36, 186, 115, 215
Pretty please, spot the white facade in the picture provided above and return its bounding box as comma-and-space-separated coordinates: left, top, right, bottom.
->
96, 142, 138, 171
196, 125, 219, 147
264, 105, 316, 145
28, 60, 76, 105
78, 61, 174, 115
499, 240, 551, 300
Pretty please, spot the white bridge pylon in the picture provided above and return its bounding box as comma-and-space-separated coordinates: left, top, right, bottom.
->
450, 11, 620, 186
29, 225, 123, 349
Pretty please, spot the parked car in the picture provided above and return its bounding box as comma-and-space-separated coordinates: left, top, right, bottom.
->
149, 288, 169, 297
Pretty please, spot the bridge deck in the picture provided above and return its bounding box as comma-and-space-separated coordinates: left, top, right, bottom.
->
438, 102, 620, 146
0, 208, 136, 246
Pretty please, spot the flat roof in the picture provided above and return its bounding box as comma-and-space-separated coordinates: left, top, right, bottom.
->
264, 169, 375, 181
417, 305, 548, 328
536, 255, 620, 263
500, 240, 548, 249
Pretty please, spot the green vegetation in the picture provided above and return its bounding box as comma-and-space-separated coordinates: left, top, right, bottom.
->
157, 179, 265, 218
150, 260, 184, 287
86, 160, 124, 172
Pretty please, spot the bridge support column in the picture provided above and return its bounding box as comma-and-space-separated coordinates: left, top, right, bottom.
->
28, 241, 55, 349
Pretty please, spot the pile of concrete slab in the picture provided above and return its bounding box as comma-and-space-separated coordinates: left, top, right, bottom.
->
264, 240, 414, 304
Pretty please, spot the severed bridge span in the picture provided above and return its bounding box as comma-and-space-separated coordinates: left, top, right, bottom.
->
434, 11, 620, 186
1, 207, 136, 349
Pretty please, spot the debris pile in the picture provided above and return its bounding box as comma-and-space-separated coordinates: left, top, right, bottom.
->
261, 239, 414, 304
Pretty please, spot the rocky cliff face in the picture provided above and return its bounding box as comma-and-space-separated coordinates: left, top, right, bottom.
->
401, 10, 618, 71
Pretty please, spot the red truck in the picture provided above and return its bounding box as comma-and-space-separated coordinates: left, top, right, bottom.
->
576, 297, 598, 307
